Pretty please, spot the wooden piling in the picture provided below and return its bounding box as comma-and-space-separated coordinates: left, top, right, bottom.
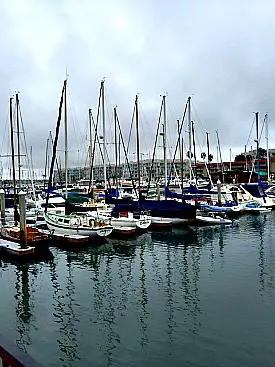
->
18, 191, 27, 248
0, 189, 5, 225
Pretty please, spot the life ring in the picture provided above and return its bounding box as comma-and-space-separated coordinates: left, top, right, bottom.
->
73, 217, 81, 226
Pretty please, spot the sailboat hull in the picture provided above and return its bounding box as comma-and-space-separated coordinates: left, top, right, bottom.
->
45, 213, 113, 237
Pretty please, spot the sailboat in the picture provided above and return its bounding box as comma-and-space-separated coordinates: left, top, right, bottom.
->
107, 97, 151, 232
241, 113, 274, 209
105, 95, 196, 225
44, 212, 113, 238
0, 94, 49, 248
64, 82, 152, 234
43, 79, 113, 242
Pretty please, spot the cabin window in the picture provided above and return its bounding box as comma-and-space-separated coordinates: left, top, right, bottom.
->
64, 219, 70, 224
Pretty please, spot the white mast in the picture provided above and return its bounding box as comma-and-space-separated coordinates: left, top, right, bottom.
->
88, 108, 93, 187
101, 79, 107, 190
265, 113, 270, 182
188, 96, 192, 181
163, 95, 167, 187
64, 78, 68, 198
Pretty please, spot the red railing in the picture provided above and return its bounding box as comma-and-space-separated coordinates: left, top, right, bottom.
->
0, 334, 41, 367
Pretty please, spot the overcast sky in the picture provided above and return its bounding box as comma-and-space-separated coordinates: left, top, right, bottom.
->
1, 0, 275, 177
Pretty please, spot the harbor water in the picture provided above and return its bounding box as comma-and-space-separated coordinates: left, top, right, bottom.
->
1, 213, 275, 366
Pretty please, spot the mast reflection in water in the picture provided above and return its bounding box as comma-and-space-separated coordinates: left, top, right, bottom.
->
0, 215, 275, 366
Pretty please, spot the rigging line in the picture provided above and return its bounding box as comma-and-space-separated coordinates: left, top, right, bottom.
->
166, 102, 183, 155
48, 131, 62, 190
166, 135, 181, 183
104, 87, 115, 150
18, 101, 37, 201
147, 98, 164, 192
259, 114, 266, 144
67, 88, 83, 166
195, 125, 213, 186
139, 104, 156, 150
45, 80, 66, 213
89, 101, 112, 190
166, 99, 178, 127
116, 112, 138, 198
167, 98, 189, 186
83, 149, 89, 172
246, 114, 256, 147
88, 85, 102, 194
190, 100, 207, 134
126, 107, 135, 156
0, 111, 9, 154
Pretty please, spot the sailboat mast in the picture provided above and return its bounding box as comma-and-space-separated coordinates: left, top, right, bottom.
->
206, 132, 210, 164
216, 130, 223, 182
255, 112, 260, 183
188, 96, 192, 181
9, 97, 16, 210
64, 79, 68, 198
135, 95, 141, 193
178, 119, 183, 189
43, 137, 49, 190
265, 113, 270, 182
88, 108, 94, 188
191, 121, 197, 184
114, 107, 118, 187
15, 93, 21, 189
101, 80, 107, 190
245, 145, 248, 171
163, 95, 168, 188
30, 146, 33, 182
45, 81, 66, 213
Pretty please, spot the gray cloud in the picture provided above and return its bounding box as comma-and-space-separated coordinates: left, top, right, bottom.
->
1, 0, 275, 177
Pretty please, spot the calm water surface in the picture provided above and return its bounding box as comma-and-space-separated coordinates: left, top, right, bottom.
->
1, 213, 275, 366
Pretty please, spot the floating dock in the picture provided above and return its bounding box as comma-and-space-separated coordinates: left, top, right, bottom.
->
0, 239, 35, 257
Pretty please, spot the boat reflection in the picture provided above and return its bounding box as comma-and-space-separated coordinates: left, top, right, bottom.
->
49, 256, 81, 365
14, 264, 33, 352
11, 249, 54, 353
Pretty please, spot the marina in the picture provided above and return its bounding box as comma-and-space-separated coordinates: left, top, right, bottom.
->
2, 1, 275, 365
0, 78, 275, 367
0, 213, 275, 366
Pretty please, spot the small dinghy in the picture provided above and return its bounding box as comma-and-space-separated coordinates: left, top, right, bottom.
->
244, 202, 272, 214
150, 217, 173, 228
112, 226, 136, 236
196, 212, 233, 225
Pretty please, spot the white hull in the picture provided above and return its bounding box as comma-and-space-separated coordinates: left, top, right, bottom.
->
46, 222, 112, 237
45, 213, 113, 238
196, 215, 232, 225
111, 217, 137, 229
151, 216, 193, 225
38, 228, 91, 244
150, 218, 173, 227
244, 207, 272, 213
88, 211, 152, 230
